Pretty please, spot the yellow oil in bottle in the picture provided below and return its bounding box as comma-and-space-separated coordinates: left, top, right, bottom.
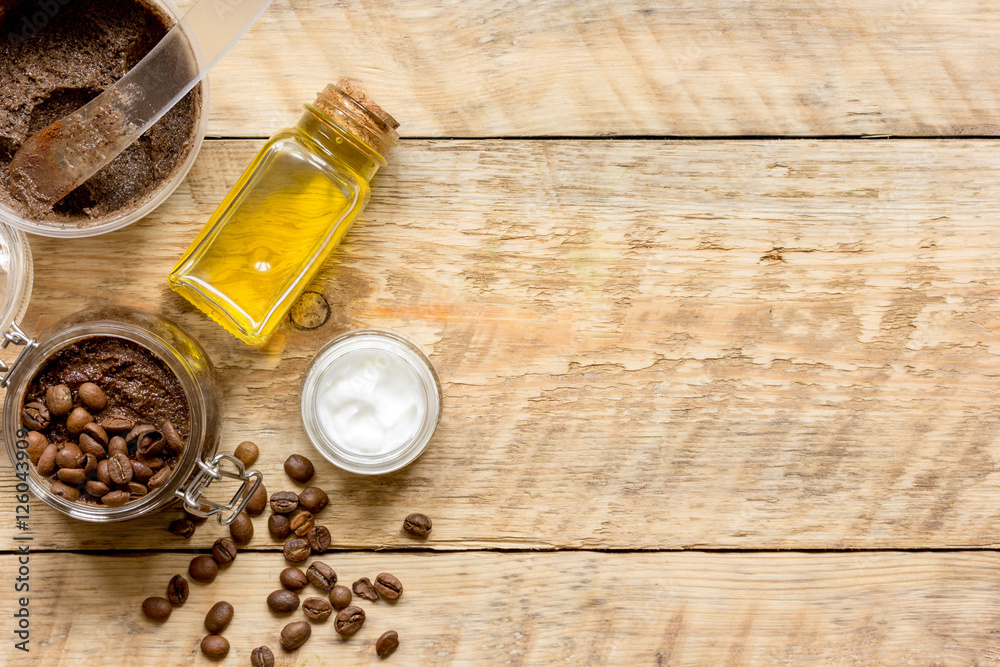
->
168, 81, 398, 345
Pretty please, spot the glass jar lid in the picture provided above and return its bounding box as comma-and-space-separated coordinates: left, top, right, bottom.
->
0, 222, 33, 341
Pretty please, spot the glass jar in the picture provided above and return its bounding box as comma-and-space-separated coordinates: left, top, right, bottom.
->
168, 79, 399, 345
0, 229, 259, 522
300, 329, 442, 475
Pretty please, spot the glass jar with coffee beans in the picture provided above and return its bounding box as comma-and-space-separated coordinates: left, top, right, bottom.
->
2, 307, 261, 523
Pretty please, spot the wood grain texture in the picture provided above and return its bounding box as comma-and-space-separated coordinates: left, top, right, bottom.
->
2, 139, 1000, 551
2, 550, 1000, 665
186, 0, 1000, 137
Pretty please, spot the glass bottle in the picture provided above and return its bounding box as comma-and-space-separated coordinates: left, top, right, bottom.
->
168, 80, 399, 345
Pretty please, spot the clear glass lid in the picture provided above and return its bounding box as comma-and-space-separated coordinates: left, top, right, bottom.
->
0, 222, 32, 338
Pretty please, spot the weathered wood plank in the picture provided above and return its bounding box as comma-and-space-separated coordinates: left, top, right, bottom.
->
188, 0, 1000, 137
2, 139, 1000, 550
2, 550, 999, 665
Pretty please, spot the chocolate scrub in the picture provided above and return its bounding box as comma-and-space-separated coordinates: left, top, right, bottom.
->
0, 0, 200, 222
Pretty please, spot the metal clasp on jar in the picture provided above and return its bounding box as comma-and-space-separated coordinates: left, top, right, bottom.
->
177, 453, 262, 524
0, 322, 38, 388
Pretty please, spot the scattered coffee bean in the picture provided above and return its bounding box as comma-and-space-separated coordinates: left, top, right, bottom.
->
21, 401, 50, 431
246, 481, 268, 516
82, 453, 98, 476
353, 577, 378, 601
56, 467, 87, 484
297, 487, 329, 513
189, 555, 219, 583
54, 442, 83, 469
45, 384, 73, 416
78, 382, 107, 411
141, 596, 172, 621
268, 514, 291, 540
302, 597, 333, 622
50, 481, 79, 501
125, 423, 156, 446
108, 453, 133, 485
161, 420, 184, 454
229, 511, 254, 545
250, 646, 275, 667
334, 606, 366, 636
65, 406, 93, 435
376, 630, 400, 658
166, 574, 189, 606
283, 454, 314, 483
329, 585, 352, 610
306, 561, 336, 591
128, 481, 149, 498
36, 443, 57, 476
267, 589, 300, 614
131, 460, 153, 483
403, 512, 433, 538
96, 458, 112, 485
280, 567, 308, 591
307, 525, 331, 553
107, 436, 128, 459
283, 538, 310, 562
289, 510, 314, 537
234, 440, 259, 467
280, 621, 312, 650
82, 421, 109, 446
85, 480, 110, 497
169, 518, 195, 538
100, 415, 134, 434
102, 490, 130, 507
204, 601, 234, 634
79, 434, 106, 459
201, 634, 230, 660
136, 429, 166, 457
148, 466, 172, 489
374, 573, 403, 601
270, 491, 299, 514
212, 537, 238, 565
26, 431, 47, 465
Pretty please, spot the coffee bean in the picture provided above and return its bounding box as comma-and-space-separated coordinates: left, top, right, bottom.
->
161, 420, 184, 455
136, 430, 166, 456
246, 482, 267, 516
26, 431, 47, 465
250, 645, 275, 667
141, 596, 172, 621
280, 621, 312, 650
107, 436, 128, 459
100, 415, 134, 433
201, 634, 230, 660
307, 526, 331, 554
289, 510, 314, 537
65, 406, 93, 435
376, 630, 400, 658
280, 567, 308, 591
329, 585, 352, 610
101, 490, 130, 507
78, 434, 106, 459
268, 514, 291, 540
125, 423, 155, 446
302, 597, 333, 622
107, 453, 133, 485
22, 401, 50, 431
297, 487, 329, 514
166, 574, 189, 606
82, 453, 97, 476
306, 561, 336, 591
403, 512, 433, 538
168, 518, 195, 538
36, 443, 58, 476
85, 480, 110, 497
130, 460, 153, 483
78, 382, 106, 411
212, 538, 238, 565
137, 452, 164, 469
56, 467, 87, 484
283, 538, 310, 562
45, 384, 73, 416
267, 589, 300, 614
283, 454, 314, 483
270, 491, 299, 514
147, 465, 172, 489
54, 442, 84, 469
374, 573, 403, 601
96, 458, 111, 485
353, 577, 378, 601
50, 481, 79, 501
128, 481, 149, 498
189, 555, 219, 583
234, 440, 259, 467
334, 606, 366, 636
82, 421, 109, 445
230, 511, 254, 545
204, 601, 234, 633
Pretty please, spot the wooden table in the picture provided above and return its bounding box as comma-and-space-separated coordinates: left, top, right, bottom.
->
3, 0, 1000, 664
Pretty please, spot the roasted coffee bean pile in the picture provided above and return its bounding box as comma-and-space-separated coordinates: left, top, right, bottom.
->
22, 379, 186, 507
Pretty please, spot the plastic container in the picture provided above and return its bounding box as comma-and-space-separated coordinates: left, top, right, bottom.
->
0, 0, 209, 239
0, 229, 259, 523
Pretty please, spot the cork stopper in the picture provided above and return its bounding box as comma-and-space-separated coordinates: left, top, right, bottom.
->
311, 79, 399, 160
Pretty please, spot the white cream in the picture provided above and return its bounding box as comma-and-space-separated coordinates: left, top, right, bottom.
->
314, 348, 425, 456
